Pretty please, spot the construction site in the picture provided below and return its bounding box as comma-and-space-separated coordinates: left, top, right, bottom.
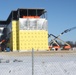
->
0, 8, 76, 52
0, 8, 48, 52
0, 8, 76, 75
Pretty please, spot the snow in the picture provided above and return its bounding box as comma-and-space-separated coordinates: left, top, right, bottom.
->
0, 53, 76, 75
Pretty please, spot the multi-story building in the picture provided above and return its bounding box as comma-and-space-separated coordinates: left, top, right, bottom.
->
0, 8, 48, 51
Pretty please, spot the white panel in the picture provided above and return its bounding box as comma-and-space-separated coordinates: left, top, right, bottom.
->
0, 27, 4, 37
19, 18, 48, 30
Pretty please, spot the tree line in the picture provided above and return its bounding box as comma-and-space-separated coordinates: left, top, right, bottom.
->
58, 41, 76, 47
51, 40, 76, 48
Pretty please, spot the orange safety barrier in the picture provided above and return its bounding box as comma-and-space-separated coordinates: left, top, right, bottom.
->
23, 16, 40, 18
34, 16, 40, 18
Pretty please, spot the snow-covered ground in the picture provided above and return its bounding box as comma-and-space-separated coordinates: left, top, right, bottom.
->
0, 53, 76, 75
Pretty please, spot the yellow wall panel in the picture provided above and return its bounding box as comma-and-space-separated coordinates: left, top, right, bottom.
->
10, 20, 48, 51
18, 30, 48, 51
11, 21, 18, 51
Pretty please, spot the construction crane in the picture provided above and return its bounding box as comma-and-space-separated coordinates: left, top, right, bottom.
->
48, 26, 76, 50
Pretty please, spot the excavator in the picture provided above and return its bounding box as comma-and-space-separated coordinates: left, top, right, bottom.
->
48, 26, 76, 50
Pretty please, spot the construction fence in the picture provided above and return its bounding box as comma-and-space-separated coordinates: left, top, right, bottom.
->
0, 49, 76, 75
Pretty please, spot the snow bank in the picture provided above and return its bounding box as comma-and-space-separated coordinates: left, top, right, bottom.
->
0, 54, 76, 75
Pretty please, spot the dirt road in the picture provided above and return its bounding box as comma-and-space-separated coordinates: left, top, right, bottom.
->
0, 50, 76, 56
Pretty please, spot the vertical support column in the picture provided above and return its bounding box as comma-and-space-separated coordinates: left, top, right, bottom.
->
16, 21, 19, 51
32, 48, 34, 75
12, 21, 17, 51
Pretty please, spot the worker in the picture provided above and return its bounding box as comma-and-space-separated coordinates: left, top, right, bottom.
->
6, 47, 10, 52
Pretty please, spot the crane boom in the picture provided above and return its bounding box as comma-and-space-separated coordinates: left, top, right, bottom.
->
49, 34, 70, 46
61, 26, 76, 35
49, 34, 71, 50
49, 34, 60, 46
49, 26, 76, 44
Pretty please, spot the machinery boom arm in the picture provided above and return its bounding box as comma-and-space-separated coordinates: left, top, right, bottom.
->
49, 26, 76, 44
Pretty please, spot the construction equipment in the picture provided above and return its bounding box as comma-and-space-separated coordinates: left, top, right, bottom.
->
48, 26, 76, 50
49, 26, 76, 43
49, 34, 60, 50
49, 34, 71, 50
0, 8, 48, 51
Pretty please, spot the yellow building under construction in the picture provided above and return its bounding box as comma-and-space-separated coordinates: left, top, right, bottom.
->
0, 8, 48, 51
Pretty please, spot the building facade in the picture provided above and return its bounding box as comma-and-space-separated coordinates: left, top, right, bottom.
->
0, 8, 48, 51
